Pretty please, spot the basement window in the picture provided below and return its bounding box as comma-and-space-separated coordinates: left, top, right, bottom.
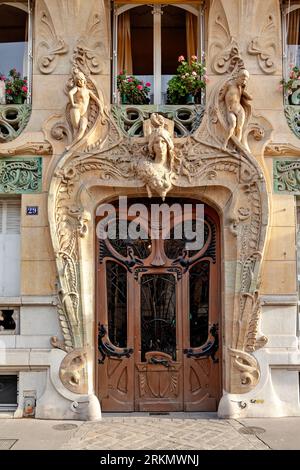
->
0, 375, 18, 412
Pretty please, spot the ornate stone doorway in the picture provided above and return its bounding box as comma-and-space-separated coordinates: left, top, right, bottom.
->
96, 199, 221, 412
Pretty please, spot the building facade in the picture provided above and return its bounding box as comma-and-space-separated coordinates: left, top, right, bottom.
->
0, 0, 300, 420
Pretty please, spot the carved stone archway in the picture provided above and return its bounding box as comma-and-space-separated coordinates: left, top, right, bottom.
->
47, 59, 272, 419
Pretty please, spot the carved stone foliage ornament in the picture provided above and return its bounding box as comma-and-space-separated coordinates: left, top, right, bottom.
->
49, 60, 270, 395
37, 0, 69, 74
0, 157, 42, 193
248, 14, 278, 74
73, 12, 107, 76
208, 0, 279, 75
274, 159, 300, 194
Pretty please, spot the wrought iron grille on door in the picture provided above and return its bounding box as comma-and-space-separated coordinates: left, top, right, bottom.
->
96, 199, 221, 412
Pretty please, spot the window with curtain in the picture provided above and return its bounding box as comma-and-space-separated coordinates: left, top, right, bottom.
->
115, 4, 200, 105
0, 3, 29, 78
286, 5, 300, 67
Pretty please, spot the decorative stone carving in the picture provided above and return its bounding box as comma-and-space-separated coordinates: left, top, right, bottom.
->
59, 348, 88, 394
219, 68, 252, 150
0, 143, 51, 156
212, 40, 244, 75
66, 68, 104, 150
265, 143, 300, 157
134, 113, 178, 200
284, 106, 300, 140
37, 0, 69, 74
73, 11, 107, 75
274, 159, 300, 193
0, 157, 42, 193
0, 105, 31, 143
48, 58, 270, 396
111, 105, 205, 138
208, 0, 280, 75
248, 14, 278, 74
229, 348, 260, 387
209, 1, 243, 75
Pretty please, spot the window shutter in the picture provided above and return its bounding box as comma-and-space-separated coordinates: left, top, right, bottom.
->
0, 198, 21, 296
6, 200, 21, 234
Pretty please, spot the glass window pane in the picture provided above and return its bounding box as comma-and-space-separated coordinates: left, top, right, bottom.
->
0, 5, 28, 77
106, 261, 127, 348
141, 274, 176, 361
189, 261, 210, 347
161, 6, 187, 75
130, 6, 153, 75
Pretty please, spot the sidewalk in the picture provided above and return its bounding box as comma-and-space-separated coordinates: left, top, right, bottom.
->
0, 413, 300, 450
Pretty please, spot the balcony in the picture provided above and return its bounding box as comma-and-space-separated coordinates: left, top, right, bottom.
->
0, 104, 31, 143
111, 104, 205, 138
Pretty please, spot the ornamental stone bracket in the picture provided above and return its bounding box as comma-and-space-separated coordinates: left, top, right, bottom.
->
47, 53, 272, 401
274, 159, 300, 194
0, 157, 42, 193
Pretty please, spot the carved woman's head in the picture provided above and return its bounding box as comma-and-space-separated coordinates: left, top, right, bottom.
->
148, 114, 175, 168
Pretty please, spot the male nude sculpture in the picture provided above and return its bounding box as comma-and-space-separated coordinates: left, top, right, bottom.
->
220, 69, 252, 149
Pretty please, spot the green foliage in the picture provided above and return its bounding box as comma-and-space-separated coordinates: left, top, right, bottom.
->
280, 64, 300, 97
167, 56, 207, 105
0, 69, 28, 104
117, 71, 151, 105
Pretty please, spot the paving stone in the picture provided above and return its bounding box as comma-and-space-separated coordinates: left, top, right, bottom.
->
61, 414, 270, 450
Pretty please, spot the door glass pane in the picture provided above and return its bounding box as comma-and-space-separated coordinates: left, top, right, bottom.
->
106, 261, 127, 347
107, 218, 151, 259
141, 274, 176, 360
164, 219, 208, 259
189, 261, 210, 347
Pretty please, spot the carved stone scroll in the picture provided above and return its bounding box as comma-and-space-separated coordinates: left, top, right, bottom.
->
37, 0, 69, 74
248, 14, 278, 74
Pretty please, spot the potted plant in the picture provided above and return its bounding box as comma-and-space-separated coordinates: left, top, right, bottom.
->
280, 64, 300, 105
117, 71, 151, 105
4, 69, 28, 104
167, 55, 208, 105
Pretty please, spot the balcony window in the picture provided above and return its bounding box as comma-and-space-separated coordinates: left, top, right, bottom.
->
113, 2, 204, 105
0, 1, 32, 104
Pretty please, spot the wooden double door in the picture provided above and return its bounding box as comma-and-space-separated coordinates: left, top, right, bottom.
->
96, 200, 221, 412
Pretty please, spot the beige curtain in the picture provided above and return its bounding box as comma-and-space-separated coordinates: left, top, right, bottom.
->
287, 9, 300, 45
186, 12, 198, 59
118, 12, 133, 74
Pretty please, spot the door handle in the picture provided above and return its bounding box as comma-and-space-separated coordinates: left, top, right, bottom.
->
98, 324, 133, 364
184, 323, 219, 363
